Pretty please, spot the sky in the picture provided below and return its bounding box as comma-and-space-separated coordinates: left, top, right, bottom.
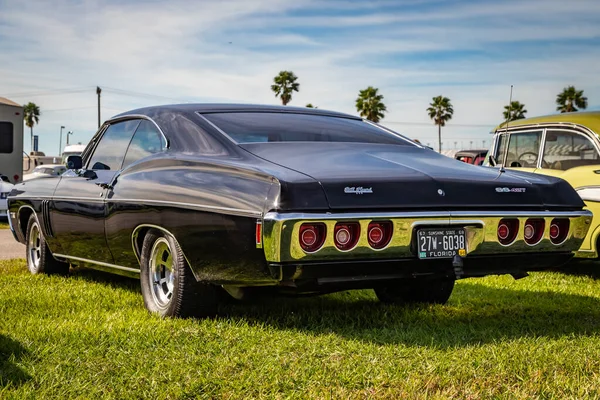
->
1, 0, 599, 156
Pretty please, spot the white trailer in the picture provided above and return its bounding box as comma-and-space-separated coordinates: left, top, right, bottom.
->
0, 97, 24, 183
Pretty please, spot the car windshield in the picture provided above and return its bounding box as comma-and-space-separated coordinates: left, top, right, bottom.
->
201, 112, 414, 145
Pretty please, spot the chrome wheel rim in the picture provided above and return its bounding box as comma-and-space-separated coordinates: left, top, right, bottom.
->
28, 222, 42, 272
149, 237, 174, 308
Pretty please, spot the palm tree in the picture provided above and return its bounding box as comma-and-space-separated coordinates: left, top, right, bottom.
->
270, 71, 300, 105
503, 101, 527, 121
305, 103, 317, 108
23, 102, 41, 152
556, 86, 588, 113
355, 86, 387, 123
427, 96, 454, 152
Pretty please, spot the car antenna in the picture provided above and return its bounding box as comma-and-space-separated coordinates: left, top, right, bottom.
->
498, 84, 514, 174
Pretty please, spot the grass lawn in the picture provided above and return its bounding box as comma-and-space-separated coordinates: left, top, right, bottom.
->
0, 221, 8, 229
1, 259, 600, 399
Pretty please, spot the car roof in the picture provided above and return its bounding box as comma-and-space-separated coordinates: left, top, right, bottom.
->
111, 103, 361, 121
493, 111, 600, 135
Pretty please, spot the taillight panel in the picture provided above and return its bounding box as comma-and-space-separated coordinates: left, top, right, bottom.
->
524, 218, 545, 245
550, 218, 570, 245
368, 221, 393, 249
498, 218, 519, 245
299, 223, 326, 252
334, 222, 360, 251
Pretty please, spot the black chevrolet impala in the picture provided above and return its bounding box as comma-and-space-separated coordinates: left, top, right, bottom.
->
6, 104, 593, 318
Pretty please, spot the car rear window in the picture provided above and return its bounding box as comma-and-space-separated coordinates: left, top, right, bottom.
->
201, 112, 413, 145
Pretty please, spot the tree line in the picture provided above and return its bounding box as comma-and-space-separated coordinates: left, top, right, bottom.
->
270, 70, 590, 152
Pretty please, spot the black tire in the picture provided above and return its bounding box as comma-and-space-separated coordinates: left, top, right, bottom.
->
374, 277, 455, 305
139, 229, 218, 318
25, 214, 69, 275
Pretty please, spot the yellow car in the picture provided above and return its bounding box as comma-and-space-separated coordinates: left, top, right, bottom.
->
486, 111, 600, 259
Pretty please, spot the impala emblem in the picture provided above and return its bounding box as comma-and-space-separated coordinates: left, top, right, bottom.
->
344, 186, 373, 195
437, 189, 445, 196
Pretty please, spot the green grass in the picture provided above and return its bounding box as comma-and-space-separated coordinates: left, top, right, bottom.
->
2, 259, 600, 399
0, 221, 9, 229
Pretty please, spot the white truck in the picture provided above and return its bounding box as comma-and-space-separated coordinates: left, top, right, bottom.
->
0, 97, 24, 184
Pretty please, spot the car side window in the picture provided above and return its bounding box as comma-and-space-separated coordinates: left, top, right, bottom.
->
542, 130, 599, 170
122, 120, 166, 169
499, 130, 543, 168
87, 120, 140, 170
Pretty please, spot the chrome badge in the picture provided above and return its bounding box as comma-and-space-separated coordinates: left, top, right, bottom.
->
495, 187, 526, 193
344, 186, 373, 195
437, 189, 445, 196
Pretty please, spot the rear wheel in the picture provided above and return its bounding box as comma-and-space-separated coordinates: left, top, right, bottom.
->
25, 214, 69, 275
374, 277, 455, 305
140, 229, 218, 318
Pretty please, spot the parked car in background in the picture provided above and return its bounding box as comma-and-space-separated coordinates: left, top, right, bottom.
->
0, 174, 14, 218
486, 111, 600, 260
7, 104, 592, 319
23, 164, 68, 182
455, 149, 488, 165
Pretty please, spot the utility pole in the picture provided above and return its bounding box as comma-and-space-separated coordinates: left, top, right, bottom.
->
59, 126, 65, 155
96, 86, 102, 128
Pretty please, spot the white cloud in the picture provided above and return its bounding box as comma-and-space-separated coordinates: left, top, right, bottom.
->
0, 0, 599, 154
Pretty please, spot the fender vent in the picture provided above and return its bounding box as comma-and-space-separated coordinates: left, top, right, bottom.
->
41, 200, 54, 237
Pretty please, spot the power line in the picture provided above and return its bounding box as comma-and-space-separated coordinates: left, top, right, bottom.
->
3, 87, 94, 98
101, 87, 189, 103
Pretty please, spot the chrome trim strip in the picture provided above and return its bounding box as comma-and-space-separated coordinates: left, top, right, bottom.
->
262, 210, 593, 263
130, 224, 195, 278
54, 254, 140, 273
13, 196, 260, 217
105, 114, 170, 149
112, 198, 261, 217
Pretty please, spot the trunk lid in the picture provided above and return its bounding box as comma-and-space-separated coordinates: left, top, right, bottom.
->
240, 142, 565, 210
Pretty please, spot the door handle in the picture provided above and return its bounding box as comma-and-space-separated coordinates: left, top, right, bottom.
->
95, 182, 113, 190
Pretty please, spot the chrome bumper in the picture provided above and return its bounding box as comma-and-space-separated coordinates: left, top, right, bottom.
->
262, 210, 593, 263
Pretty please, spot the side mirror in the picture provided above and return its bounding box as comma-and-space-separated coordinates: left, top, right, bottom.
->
66, 155, 83, 170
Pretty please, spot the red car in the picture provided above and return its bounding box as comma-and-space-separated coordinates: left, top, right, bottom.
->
455, 150, 488, 165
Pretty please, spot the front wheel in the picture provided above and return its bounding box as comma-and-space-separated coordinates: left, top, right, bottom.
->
25, 214, 69, 275
139, 229, 218, 318
374, 277, 455, 305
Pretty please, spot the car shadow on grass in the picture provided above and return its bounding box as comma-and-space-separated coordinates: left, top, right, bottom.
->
66, 268, 600, 348
217, 282, 600, 348
554, 260, 600, 280
0, 334, 31, 387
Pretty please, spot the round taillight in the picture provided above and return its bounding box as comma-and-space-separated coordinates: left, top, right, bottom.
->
367, 221, 393, 249
524, 224, 534, 240
498, 218, 518, 245
368, 226, 383, 244
550, 224, 559, 240
301, 228, 317, 246
335, 227, 351, 245
334, 222, 360, 251
550, 218, 570, 245
299, 223, 326, 252
524, 219, 544, 245
498, 224, 509, 240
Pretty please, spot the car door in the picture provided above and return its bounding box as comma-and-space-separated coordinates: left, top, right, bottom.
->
50, 119, 140, 263
103, 119, 168, 267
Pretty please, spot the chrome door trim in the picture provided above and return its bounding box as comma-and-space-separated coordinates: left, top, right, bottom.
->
53, 253, 140, 273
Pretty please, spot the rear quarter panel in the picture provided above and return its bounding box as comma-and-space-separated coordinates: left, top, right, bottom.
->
105, 156, 280, 284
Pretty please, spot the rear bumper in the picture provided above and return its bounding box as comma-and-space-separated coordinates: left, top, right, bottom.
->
268, 252, 575, 292
262, 210, 593, 263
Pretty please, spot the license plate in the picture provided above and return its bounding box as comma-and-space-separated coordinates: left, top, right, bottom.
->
417, 228, 467, 259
